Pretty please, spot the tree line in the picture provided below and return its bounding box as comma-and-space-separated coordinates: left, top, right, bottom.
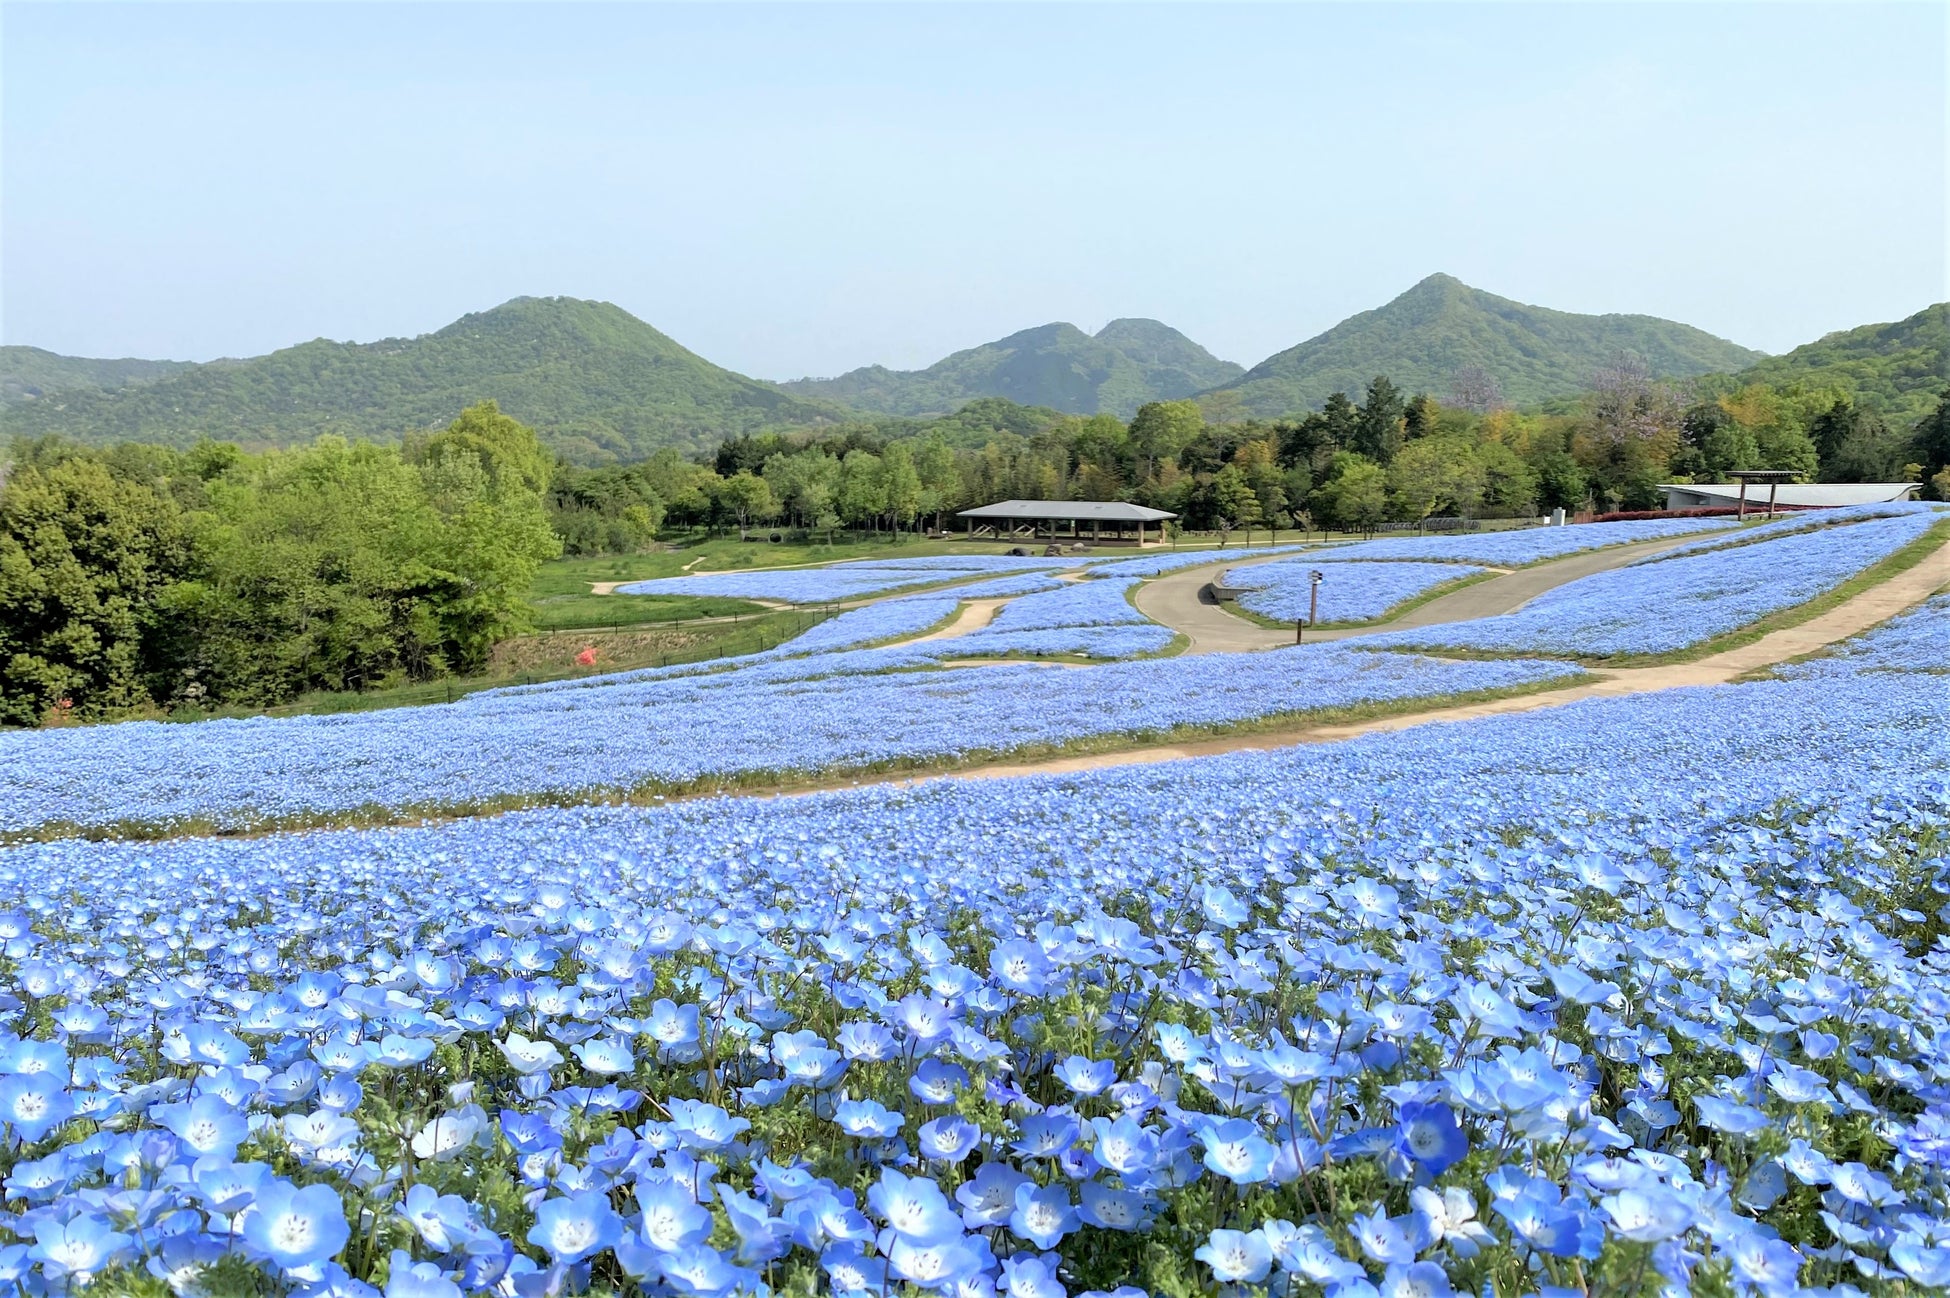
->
551, 369, 1950, 552
0, 403, 559, 725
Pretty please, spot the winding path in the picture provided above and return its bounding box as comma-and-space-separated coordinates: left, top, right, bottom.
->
807, 543, 1950, 794
1131, 533, 1717, 653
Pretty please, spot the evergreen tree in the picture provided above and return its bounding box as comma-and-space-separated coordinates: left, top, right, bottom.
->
1352, 376, 1406, 464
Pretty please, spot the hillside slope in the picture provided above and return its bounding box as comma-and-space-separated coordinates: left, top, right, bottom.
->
1, 347, 195, 405
1205, 274, 1766, 417
777, 318, 1242, 418
0, 298, 846, 461
1727, 302, 1947, 427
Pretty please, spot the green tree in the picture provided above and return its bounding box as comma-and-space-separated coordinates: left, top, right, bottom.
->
1206, 464, 1258, 544
878, 443, 923, 534
1311, 452, 1389, 535
1912, 389, 1950, 494
1128, 401, 1204, 480
1352, 376, 1406, 464
0, 457, 192, 724
837, 450, 886, 530
717, 470, 778, 539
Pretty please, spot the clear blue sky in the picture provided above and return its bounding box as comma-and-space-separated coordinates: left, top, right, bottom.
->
3, 3, 1944, 378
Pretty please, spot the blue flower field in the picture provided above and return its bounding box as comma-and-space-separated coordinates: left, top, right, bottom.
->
0, 516, 1945, 1298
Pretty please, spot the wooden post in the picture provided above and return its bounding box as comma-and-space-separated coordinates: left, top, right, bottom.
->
1767, 481, 1779, 519
1737, 479, 1749, 519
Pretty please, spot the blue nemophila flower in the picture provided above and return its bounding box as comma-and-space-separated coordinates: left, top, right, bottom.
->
29, 1214, 134, 1286
153, 1093, 249, 1160
1197, 1227, 1273, 1283
871, 1170, 964, 1244
398, 1183, 477, 1252
385, 1249, 462, 1298
919, 1115, 982, 1163
1600, 1186, 1694, 1242
527, 1190, 624, 1263
1088, 1115, 1159, 1175
0, 1072, 73, 1142
957, 1163, 1030, 1229
1395, 1101, 1467, 1174
1351, 1205, 1429, 1265
835, 1097, 904, 1139
990, 940, 1051, 994
241, 1180, 351, 1271
887, 1233, 988, 1291
570, 1035, 634, 1075
496, 1033, 563, 1075
1694, 1094, 1771, 1136
1010, 1182, 1077, 1250
1013, 1113, 1081, 1160
1380, 1260, 1455, 1298
1001, 1253, 1069, 1298
668, 1098, 750, 1150
1490, 1181, 1600, 1259
1056, 1055, 1117, 1097
1077, 1180, 1150, 1231
1198, 1117, 1276, 1184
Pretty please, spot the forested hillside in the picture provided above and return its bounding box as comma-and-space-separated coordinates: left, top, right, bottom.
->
1725, 302, 1947, 428
0, 298, 847, 462
1205, 274, 1767, 418
776, 318, 1242, 417
0, 346, 195, 404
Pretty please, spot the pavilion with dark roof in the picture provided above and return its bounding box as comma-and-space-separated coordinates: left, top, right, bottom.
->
956, 499, 1177, 547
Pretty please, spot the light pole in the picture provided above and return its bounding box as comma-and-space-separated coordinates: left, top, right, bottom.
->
1297, 569, 1324, 643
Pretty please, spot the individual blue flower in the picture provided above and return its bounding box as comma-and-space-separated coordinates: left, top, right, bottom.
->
870, 1169, 964, 1244
990, 940, 1051, 994
1055, 1056, 1117, 1097
821, 1242, 889, 1293
918, 1115, 982, 1163
1009, 1182, 1076, 1250
1380, 1260, 1454, 1298
1693, 1094, 1771, 1136
1197, 1227, 1273, 1283
1198, 1117, 1276, 1185
1012, 1113, 1081, 1160
1351, 1206, 1422, 1265
1088, 1115, 1158, 1176
571, 1036, 635, 1076
386, 1249, 462, 1298
668, 1098, 750, 1151
30, 1214, 135, 1286
835, 1098, 904, 1139
0, 1073, 73, 1143
957, 1162, 1030, 1229
1077, 1180, 1149, 1231
887, 1234, 988, 1291
910, 1058, 971, 1105
636, 1177, 716, 1252
1395, 1101, 1467, 1174
1600, 1187, 1694, 1242
526, 1190, 624, 1263
242, 1180, 352, 1271
1001, 1252, 1068, 1298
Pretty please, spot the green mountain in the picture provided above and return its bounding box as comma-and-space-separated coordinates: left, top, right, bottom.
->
0, 297, 847, 462
776, 318, 1243, 419
1, 347, 195, 404
1205, 274, 1767, 417
1726, 302, 1947, 427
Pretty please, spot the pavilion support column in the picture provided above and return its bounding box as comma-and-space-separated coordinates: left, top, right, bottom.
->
1767, 481, 1779, 519
1737, 480, 1749, 519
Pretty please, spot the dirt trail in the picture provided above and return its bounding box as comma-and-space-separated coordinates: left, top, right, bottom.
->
910, 600, 1009, 643
1133, 533, 1712, 653
796, 544, 1950, 793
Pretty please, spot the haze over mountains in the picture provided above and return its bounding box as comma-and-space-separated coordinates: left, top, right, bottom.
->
4, 276, 1942, 464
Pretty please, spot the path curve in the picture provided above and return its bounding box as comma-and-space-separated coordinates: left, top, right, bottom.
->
1133, 533, 1715, 653
649, 543, 1943, 808
909, 599, 1008, 643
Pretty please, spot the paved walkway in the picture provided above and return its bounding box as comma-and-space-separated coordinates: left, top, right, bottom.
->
1131, 533, 1715, 653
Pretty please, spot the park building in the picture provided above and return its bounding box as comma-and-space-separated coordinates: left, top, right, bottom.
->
956, 499, 1177, 547
1659, 480, 1919, 514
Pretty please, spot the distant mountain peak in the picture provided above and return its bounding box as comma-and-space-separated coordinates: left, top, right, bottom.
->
1207, 277, 1765, 416
776, 318, 1242, 418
